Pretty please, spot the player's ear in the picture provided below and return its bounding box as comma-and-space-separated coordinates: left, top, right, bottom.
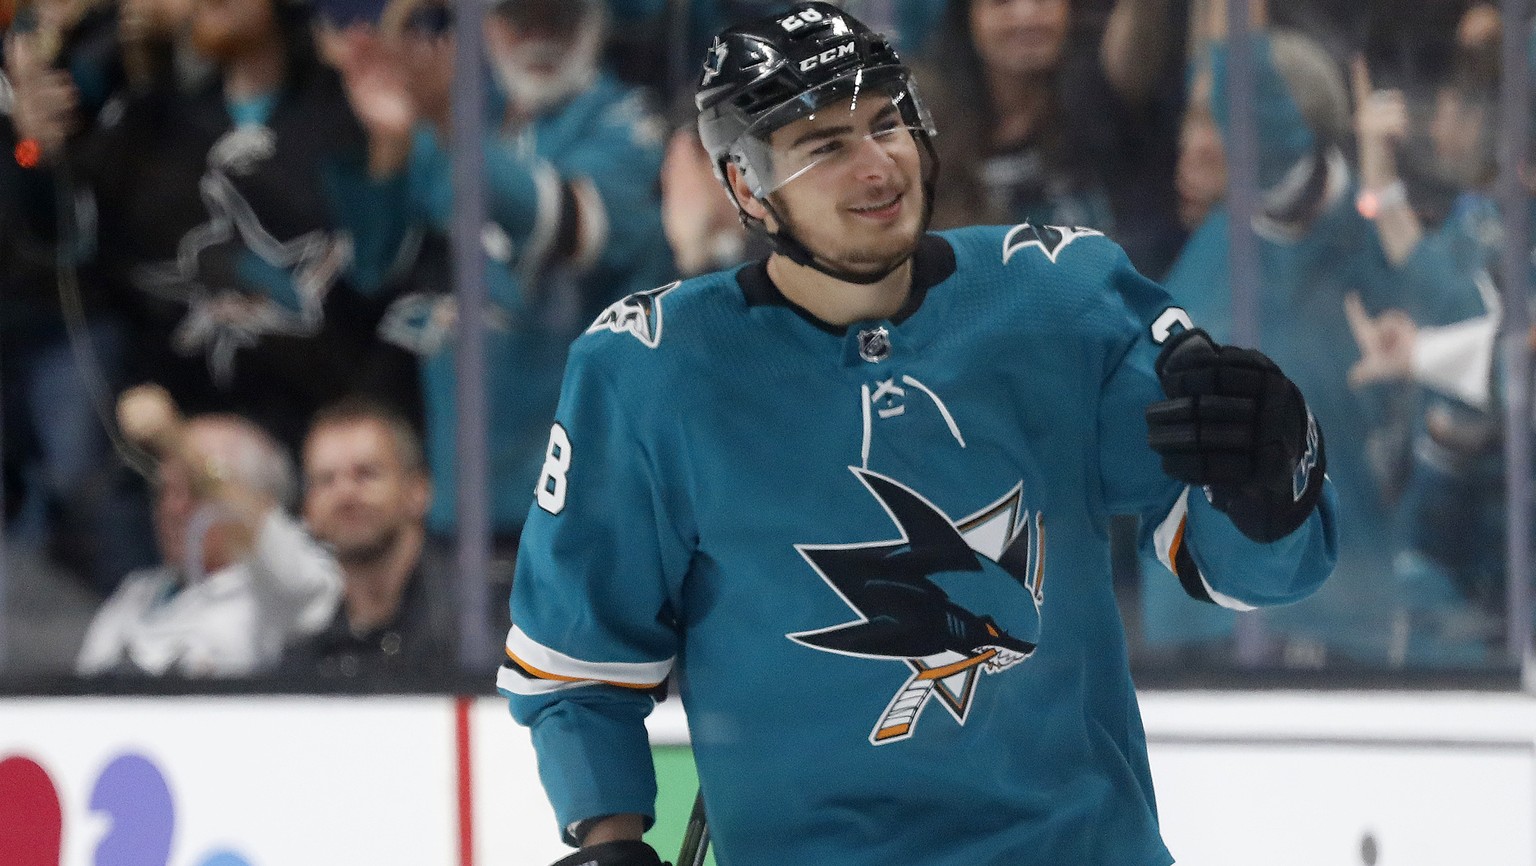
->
726, 162, 770, 225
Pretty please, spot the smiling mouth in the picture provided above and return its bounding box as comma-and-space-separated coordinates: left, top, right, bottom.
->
850, 193, 903, 216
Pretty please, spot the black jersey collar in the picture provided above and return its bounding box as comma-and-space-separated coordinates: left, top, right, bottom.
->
737, 234, 957, 335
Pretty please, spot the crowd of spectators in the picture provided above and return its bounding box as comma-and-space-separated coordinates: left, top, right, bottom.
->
0, 0, 1530, 687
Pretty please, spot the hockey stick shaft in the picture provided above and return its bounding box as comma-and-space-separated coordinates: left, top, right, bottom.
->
677, 788, 710, 866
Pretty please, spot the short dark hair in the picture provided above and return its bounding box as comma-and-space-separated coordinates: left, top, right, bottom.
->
305, 397, 425, 476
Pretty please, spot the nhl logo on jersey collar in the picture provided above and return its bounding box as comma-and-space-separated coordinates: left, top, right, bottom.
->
857, 326, 891, 363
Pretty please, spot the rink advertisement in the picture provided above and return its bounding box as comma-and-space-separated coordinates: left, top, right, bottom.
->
1, 691, 1532, 865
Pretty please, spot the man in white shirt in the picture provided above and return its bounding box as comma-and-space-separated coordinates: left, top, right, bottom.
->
76, 392, 342, 677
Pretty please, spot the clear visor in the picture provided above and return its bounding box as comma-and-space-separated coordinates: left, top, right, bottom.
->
730, 68, 936, 198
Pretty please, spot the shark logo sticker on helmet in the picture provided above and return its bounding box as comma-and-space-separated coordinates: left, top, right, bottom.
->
701, 37, 729, 86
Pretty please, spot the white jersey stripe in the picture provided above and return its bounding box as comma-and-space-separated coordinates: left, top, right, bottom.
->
1152, 487, 1258, 612
497, 663, 588, 696
505, 625, 673, 689
1199, 576, 1259, 612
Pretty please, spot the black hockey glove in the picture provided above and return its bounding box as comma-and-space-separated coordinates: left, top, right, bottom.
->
549, 840, 669, 866
1145, 328, 1326, 543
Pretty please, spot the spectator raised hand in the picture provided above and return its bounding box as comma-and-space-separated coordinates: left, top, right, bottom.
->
5, 32, 78, 163
327, 26, 416, 177
1344, 292, 1418, 388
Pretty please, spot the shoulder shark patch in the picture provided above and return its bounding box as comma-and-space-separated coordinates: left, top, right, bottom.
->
1002, 223, 1104, 265
586, 281, 680, 348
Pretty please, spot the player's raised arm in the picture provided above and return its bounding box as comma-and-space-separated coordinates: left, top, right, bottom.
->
1093, 250, 1336, 610
1137, 321, 1339, 609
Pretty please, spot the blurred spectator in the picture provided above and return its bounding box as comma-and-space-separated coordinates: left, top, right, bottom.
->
76, 385, 341, 677
324, 0, 673, 552
6, 0, 419, 461
1, 1, 158, 595
1344, 292, 1513, 663
280, 397, 456, 685
913, 0, 1189, 278
1346, 2, 1520, 663
661, 125, 757, 277
1141, 0, 1406, 665
1354, 2, 1502, 288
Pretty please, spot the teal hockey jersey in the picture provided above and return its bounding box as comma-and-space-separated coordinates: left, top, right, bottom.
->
500, 225, 1338, 865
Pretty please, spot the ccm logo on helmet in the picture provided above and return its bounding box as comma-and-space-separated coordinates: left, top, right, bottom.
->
799, 41, 856, 72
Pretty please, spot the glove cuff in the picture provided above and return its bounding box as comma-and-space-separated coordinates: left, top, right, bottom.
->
549, 840, 668, 866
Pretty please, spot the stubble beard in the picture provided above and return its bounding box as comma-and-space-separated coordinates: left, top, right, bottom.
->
776, 190, 925, 280
330, 523, 403, 568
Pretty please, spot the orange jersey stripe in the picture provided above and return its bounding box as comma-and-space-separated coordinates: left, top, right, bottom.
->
1167, 516, 1187, 573
505, 647, 663, 691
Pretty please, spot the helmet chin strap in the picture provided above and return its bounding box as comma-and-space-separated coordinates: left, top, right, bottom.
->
760, 199, 910, 286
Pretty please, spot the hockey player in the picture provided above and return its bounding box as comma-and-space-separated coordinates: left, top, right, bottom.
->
500, 4, 1337, 865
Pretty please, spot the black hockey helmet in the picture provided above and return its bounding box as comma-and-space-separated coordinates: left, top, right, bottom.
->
694, 2, 939, 282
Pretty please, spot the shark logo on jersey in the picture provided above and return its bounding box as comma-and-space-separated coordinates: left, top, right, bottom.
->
1001, 223, 1104, 265
131, 126, 351, 387
788, 468, 1046, 745
586, 281, 679, 348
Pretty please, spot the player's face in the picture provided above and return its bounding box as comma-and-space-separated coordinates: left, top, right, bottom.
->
303, 419, 428, 564
1176, 70, 1227, 230
969, 0, 1070, 78
758, 95, 927, 278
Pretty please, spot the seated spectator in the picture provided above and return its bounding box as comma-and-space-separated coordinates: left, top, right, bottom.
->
280, 397, 457, 684
913, 0, 1189, 278
76, 385, 341, 677
324, 0, 673, 551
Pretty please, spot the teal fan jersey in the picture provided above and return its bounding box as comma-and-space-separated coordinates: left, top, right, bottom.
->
500, 225, 1338, 866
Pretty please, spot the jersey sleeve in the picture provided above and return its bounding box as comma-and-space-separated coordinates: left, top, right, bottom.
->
406, 129, 562, 271
1396, 218, 1494, 327
553, 91, 671, 281
1095, 249, 1338, 609
245, 510, 344, 640
498, 343, 691, 844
